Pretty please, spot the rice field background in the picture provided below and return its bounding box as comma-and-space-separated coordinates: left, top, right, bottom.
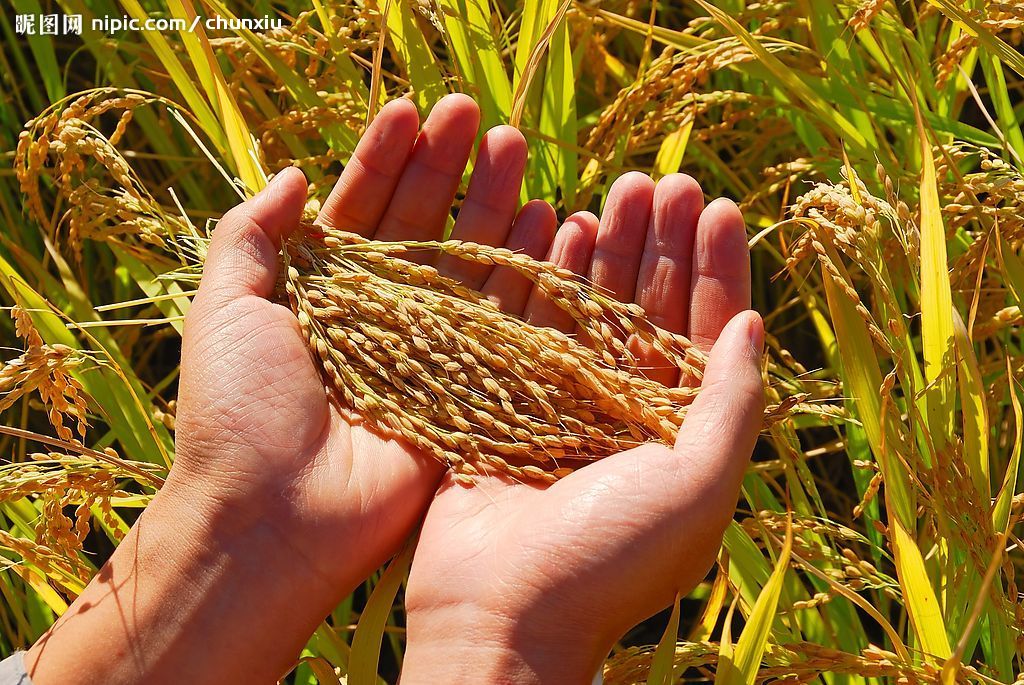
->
1, 0, 1024, 683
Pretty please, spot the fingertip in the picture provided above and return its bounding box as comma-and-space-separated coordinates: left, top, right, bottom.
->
563, 210, 600, 235
688, 196, 751, 350
440, 92, 477, 108
552, 211, 599, 263
269, 165, 308, 193
673, 310, 764, 460
474, 125, 528, 187
698, 198, 747, 261
479, 125, 528, 168
704, 195, 742, 221
201, 167, 306, 302
608, 170, 656, 200
520, 198, 557, 226
263, 164, 306, 190
558, 211, 600, 252
484, 124, 528, 149
379, 96, 419, 118
248, 166, 308, 245
525, 211, 598, 331
706, 310, 763, 366
373, 97, 421, 136
430, 92, 481, 128
513, 200, 558, 254
654, 173, 703, 207
478, 200, 558, 315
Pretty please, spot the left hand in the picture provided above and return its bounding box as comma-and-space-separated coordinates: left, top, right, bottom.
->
24, 94, 523, 685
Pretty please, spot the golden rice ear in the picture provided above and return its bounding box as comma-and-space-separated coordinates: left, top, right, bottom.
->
281, 224, 783, 483
4, 309, 91, 444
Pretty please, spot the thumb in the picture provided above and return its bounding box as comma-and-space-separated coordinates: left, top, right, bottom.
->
197, 167, 308, 305
549, 310, 764, 511
674, 310, 765, 490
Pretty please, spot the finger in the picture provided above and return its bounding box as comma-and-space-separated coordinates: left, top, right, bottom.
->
629, 174, 702, 386
524, 211, 598, 332
373, 94, 480, 246
480, 200, 558, 316
688, 198, 751, 352
197, 167, 307, 305
588, 172, 655, 303
315, 99, 419, 236
436, 125, 528, 287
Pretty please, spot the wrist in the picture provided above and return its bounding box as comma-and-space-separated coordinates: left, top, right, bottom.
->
27, 479, 343, 685
401, 602, 608, 684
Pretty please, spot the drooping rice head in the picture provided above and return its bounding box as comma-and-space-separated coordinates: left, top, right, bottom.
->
283, 221, 761, 484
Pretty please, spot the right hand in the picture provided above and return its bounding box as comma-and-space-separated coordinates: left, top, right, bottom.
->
401, 166, 763, 683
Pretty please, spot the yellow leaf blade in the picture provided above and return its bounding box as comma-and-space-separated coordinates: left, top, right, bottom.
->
715, 522, 793, 685
918, 127, 956, 452
890, 518, 952, 660
648, 593, 682, 685
654, 120, 694, 180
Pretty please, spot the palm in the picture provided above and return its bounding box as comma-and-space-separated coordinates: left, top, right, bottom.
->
173, 96, 498, 586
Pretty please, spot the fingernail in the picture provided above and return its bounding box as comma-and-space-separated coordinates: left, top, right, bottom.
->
747, 311, 764, 357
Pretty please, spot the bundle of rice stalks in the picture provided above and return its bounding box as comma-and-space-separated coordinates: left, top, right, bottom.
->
283, 220, 799, 483
15, 89, 197, 261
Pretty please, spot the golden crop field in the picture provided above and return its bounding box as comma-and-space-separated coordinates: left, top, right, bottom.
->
1, 1, 1023, 683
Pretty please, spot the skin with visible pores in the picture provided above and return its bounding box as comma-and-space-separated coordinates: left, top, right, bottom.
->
25, 95, 762, 685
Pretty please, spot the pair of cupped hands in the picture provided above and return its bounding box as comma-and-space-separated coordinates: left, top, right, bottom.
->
26, 95, 764, 684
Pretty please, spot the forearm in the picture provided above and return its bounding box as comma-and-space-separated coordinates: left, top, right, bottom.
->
25, 479, 345, 685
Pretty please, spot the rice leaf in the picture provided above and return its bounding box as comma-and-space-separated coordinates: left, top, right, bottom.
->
992, 359, 1022, 532
715, 522, 792, 685
653, 121, 694, 180
379, 0, 447, 111
511, 0, 575, 203
348, 535, 416, 685
801, 1, 880, 150
952, 309, 989, 496
309, 622, 351, 675
117, 0, 226, 156
0, 246, 173, 464
818, 237, 915, 525
998, 234, 1024, 308
723, 521, 773, 613
165, 0, 266, 192
109, 247, 190, 335
9, 566, 68, 616
438, 0, 513, 126
301, 656, 343, 685
715, 596, 739, 684
199, 0, 359, 154
10, 0, 63, 103
648, 593, 682, 685
890, 517, 952, 660
917, 122, 956, 454
690, 564, 729, 641
539, 2, 577, 205
978, 54, 1024, 166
